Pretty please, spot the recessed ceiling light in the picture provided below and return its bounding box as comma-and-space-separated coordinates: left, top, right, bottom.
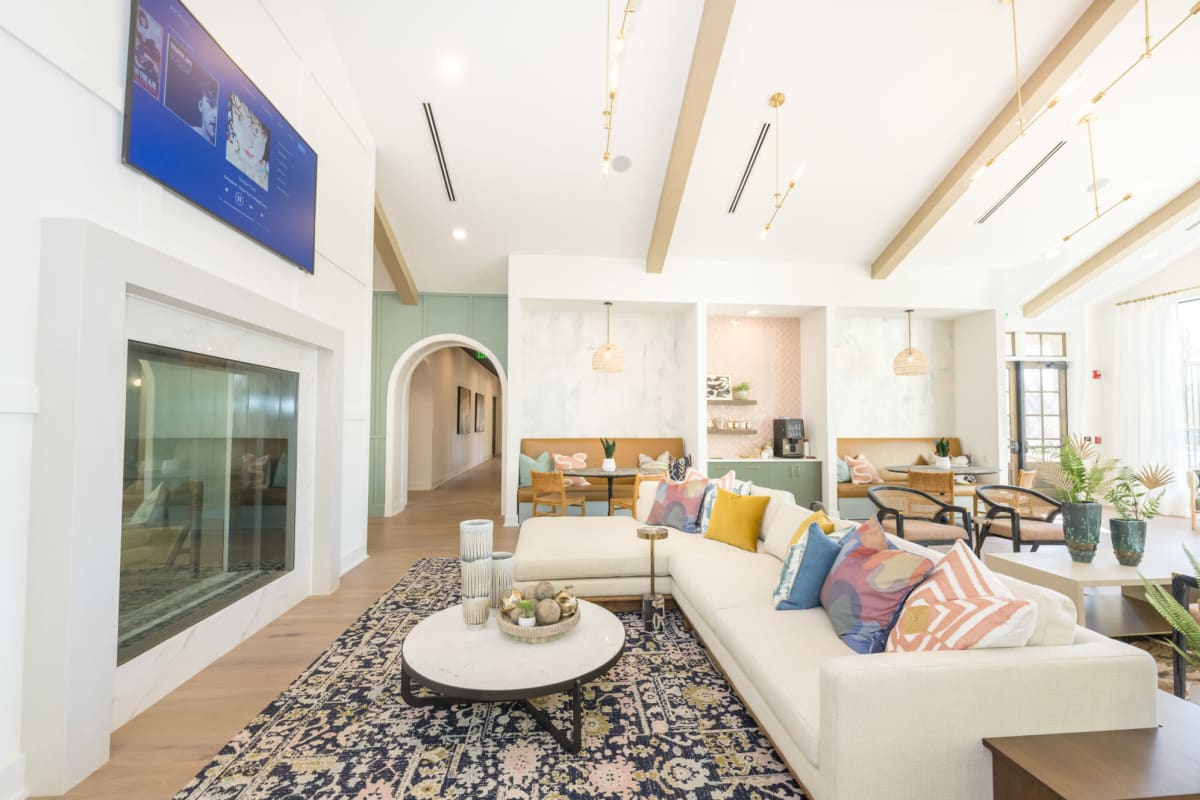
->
747, 309, 761, 316
612, 155, 632, 172
442, 57, 461, 78
1142, 250, 1159, 260
452, 228, 467, 240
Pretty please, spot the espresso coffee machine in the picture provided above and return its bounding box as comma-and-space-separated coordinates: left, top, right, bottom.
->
773, 418, 805, 458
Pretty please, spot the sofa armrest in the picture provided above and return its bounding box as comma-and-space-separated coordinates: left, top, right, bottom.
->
817, 631, 1157, 800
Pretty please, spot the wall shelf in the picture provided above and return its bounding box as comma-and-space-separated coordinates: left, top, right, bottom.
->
707, 399, 757, 405
707, 427, 758, 435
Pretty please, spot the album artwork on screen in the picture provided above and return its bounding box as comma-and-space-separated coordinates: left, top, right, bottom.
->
124, 0, 318, 273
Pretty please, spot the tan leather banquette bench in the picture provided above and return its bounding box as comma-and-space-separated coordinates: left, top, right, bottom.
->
517, 437, 684, 503
835, 437, 965, 499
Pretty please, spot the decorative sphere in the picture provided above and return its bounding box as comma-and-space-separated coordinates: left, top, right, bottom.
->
555, 585, 578, 618
534, 581, 556, 601
535, 598, 562, 625
499, 588, 523, 615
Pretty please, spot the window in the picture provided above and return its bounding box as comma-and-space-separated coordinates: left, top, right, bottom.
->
1004, 332, 1015, 357
1024, 332, 1066, 358
1182, 299, 1200, 469
119, 342, 298, 663
1006, 332, 1069, 479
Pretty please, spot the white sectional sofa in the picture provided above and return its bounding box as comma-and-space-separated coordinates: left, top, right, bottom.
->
513, 484, 1158, 800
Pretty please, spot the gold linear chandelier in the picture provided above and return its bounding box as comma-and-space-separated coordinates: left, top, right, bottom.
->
1059, 114, 1133, 247
759, 93, 805, 239
975, 0, 1199, 183
602, 0, 636, 174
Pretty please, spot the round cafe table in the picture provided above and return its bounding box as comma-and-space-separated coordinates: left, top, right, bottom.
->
562, 467, 663, 512
884, 465, 1000, 478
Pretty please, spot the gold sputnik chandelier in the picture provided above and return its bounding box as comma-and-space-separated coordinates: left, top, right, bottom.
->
602, 0, 636, 174
759, 92, 805, 239
1091, 0, 1200, 105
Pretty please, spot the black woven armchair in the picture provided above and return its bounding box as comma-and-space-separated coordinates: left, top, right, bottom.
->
867, 485, 974, 549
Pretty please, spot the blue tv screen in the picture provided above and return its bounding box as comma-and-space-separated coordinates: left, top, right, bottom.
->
122, 0, 318, 273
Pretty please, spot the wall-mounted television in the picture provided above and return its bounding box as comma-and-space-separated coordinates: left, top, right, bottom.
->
122, 0, 318, 273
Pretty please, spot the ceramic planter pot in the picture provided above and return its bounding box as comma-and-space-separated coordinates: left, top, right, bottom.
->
733, 390, 750, 401
934, 456, 951, 469
602, 458, 616, 472
518, 616, 536, 627
1061, 502, 1101, 563
1109, 518, 1147, 567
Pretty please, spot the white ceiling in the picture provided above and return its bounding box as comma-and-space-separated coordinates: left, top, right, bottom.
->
323, 0, 1200, 307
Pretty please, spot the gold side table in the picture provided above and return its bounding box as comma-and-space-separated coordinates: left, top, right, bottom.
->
637, 526, 668, 632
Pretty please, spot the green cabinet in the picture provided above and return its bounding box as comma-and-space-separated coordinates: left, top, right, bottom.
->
708, 460, 823, 508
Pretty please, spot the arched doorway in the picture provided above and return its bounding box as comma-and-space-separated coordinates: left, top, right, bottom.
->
384, 334, 514, 523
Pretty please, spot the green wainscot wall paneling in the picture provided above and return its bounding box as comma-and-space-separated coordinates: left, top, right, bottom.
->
367, 292, 508, 516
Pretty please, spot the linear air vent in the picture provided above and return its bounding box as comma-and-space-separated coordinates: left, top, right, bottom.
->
422, 102, 456, 202
1186, 217, 1200, 232
975, 140, 1067, 224
728, 123, 769, 213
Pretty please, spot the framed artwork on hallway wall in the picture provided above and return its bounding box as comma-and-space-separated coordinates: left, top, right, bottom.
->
474, 391, 485, 432
457, 386, 470, 434
706, 374, 732, 400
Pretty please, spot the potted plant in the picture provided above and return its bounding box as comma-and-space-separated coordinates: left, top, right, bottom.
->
1106, 464, 1174, 566
517, 599, 536, 627
1048, 435, 1117, 564
733, 381, 751, 401
932, 436, 951, 469
1140, 546, 1200, 688
600, 437, 617, 472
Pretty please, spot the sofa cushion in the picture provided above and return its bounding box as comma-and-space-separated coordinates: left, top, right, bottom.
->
994, 573, 1078, 647
513, 516, 664, 581
881, 517, 970, 543
713, 604, 852, 766
821, 522, 934, 654
761, 502, 816, 561
704, 490, 771, 551
670, 548, 782, 629
887, 542, 1035, 652
646, 479, 709, 532
984, 518, 1066, 542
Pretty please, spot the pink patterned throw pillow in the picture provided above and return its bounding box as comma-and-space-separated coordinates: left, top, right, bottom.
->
241, 453, 271, 488
552, 453, 591, 487
844, 454, 882, 485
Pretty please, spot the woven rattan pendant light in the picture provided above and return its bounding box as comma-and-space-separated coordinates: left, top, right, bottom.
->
592, 301, 624, 372
893, 309, 929, 376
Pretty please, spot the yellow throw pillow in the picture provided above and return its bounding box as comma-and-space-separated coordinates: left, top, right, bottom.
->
787, 510, 836, 549
704, 489, 771, 552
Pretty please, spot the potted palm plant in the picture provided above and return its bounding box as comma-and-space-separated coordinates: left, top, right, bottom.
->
1048, 435, 1117, 564
1140, 546, 1200, 693
932, 436, 951, 469
1106, 465, 1174, 566
600, 438, 617, 472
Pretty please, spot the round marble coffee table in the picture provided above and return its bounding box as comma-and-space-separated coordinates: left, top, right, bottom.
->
401, 599, 625, 753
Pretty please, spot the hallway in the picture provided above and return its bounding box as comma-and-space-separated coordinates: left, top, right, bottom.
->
52, 458, 514, 800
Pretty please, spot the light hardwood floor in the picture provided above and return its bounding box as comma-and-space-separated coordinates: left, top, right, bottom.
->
48, 458, 513, 800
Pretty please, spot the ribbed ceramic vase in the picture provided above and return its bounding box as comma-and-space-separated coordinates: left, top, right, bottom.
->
1061, 502, 1101, 564
490, 551, 514, 608
460, 519, 493, 626
1109, 518, 1147, 567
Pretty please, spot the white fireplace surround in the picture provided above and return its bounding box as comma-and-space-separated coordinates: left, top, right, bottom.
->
24, 219, 346, 795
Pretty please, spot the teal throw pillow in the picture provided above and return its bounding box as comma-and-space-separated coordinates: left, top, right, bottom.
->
519, 451, 552, 487
271, 452, 288, 489
836, 457, 850, 483
773, 523, 842, 610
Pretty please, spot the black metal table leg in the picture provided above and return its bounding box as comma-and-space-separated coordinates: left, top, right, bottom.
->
401, 668, 467, 707
519, 679, 582, 754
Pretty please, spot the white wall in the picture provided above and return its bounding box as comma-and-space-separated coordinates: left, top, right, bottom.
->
0, 2, 375, 795
518, 305, 691, 438
953, 310, 1006, 473
424, 348, 500, 487
800, 308, 833, 504
406, 359, 434, 490
831, 316, 956, 437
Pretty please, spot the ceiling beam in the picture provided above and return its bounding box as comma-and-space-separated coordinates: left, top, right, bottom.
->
1023, 179, 1200, 317
373, 194, 418, 305
870, 0, 1139, 280
646, 0, 736, 273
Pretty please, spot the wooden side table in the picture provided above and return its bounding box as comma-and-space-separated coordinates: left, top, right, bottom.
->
983, 692, 1200, 799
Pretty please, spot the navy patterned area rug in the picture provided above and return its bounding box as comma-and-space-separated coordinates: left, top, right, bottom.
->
174, 557, 805, 799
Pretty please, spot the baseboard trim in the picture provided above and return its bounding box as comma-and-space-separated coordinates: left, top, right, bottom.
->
504, 514, 519, 528
0, 753, 29, 800
340, 546, 368, 575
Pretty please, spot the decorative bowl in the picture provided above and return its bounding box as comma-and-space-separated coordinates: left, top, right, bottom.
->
497, 606, 581, 643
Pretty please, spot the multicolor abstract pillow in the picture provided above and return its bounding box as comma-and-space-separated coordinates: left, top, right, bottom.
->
844, 454, 882, 485
552, 452, 591, 487
667, 454, 693, 482
646, 478, 709, 532
774, 523, 844, 610
697, 472, 751, 533
820, 519, 934, 653
887, 541, 1036, 653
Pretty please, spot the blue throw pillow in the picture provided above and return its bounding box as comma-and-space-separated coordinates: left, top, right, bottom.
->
773, 523, 843, 610
519, 451, 552, 487
836, 457, 850, 483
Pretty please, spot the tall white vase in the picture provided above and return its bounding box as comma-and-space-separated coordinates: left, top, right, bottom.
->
490, 552, 514, 608
460, 519, 493, 626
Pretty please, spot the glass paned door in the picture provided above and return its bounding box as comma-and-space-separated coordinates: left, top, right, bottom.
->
1007, 361, 1069, 481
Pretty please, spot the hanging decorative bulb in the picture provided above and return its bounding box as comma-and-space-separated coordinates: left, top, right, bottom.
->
592, 301, 624, 372
893, 309, 929, 376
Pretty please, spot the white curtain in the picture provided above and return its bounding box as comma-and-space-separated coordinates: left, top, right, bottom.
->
1109, 297, 1189, 516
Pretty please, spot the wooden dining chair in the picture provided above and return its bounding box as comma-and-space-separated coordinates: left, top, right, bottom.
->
530, 470, 587, 518
908, 468, 954, 503
609, 472, 647, 518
